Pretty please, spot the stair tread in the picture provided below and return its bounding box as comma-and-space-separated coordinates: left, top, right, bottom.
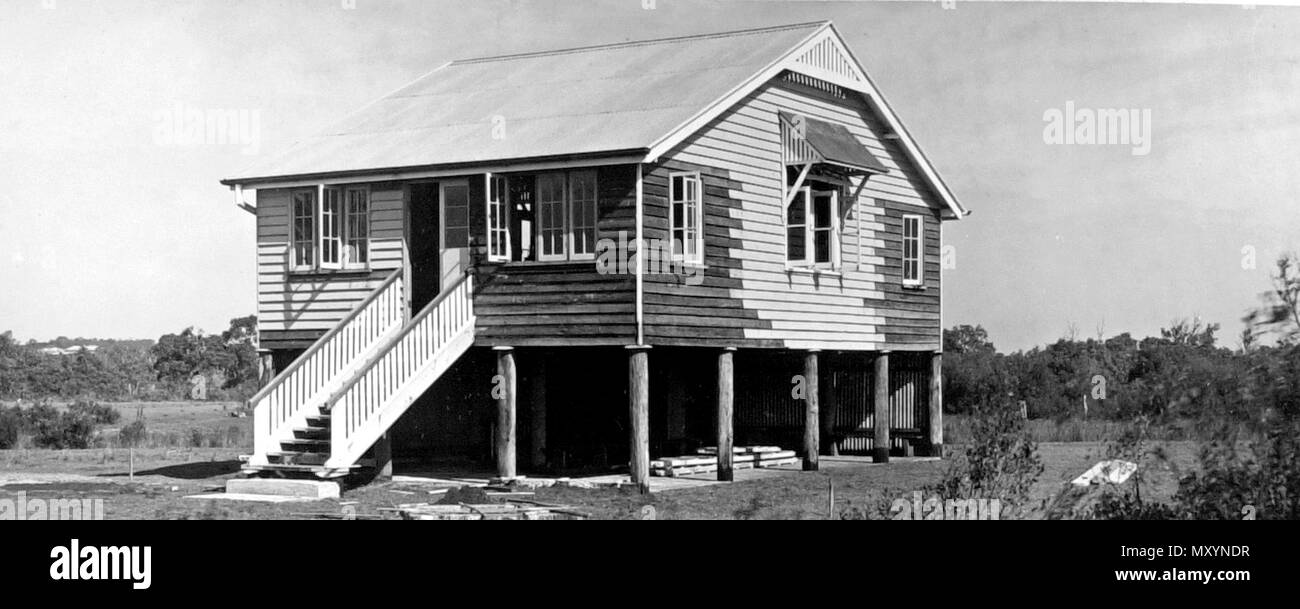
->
242, 463, 358, 477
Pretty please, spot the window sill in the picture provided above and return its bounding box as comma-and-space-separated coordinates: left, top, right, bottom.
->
669, 258, 707, 270
902, 283, 927, 291
492, 260, 592, 268
786, 265, 842, 277
289, 268, 374, 279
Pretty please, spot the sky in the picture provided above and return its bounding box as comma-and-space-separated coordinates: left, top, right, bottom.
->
0, 0, 1298, 351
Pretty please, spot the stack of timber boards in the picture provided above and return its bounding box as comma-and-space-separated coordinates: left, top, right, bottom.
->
651, 446, 797, 477
382, 500, 588, 520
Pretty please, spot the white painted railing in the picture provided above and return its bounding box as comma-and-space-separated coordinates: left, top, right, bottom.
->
324, 274, 475, 469
248, 269, 406, 466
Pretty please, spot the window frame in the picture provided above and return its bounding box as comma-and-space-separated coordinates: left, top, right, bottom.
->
902, 213, 924, 286
785, 183, 840, 269
567, 169, 599, 261
534, 173, 568, 262
486, 175, 511, 263
288, 184, 373, 274
669, 171, 704, 265
318, 185, 343, 270
810, 188, 840, 269
342, 185, 370, 270
439, 178, 471, 252
290, 188, 317, 272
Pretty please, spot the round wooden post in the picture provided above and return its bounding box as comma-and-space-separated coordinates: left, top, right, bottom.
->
929, 351, 943, 458
803, 350, 820, 472
627, 345, 651, 493
717, 348, 736, 482
494, 346, 517, 480
873, 351, 890, 464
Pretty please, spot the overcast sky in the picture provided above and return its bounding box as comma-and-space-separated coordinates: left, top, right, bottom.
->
1, 0, 1297, 351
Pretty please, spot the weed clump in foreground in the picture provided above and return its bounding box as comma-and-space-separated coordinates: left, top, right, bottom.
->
928, 403, 1044, 519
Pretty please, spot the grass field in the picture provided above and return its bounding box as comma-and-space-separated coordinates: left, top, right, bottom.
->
1, 400, 253, 449
0, 441, 1199, 520
0, 402, 1207, 519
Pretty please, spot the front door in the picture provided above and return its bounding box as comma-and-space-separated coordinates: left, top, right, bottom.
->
409, 182, 440, 311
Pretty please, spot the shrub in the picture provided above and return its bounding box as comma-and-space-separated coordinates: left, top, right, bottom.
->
1174, 422, 1300, 520
67, 399, 121, 425
0, 406, 21, 449
928, 403, 1043, 518
33, 411, 96, 449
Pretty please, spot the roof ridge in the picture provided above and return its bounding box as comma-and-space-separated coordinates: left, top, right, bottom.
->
450, 21, 829, 66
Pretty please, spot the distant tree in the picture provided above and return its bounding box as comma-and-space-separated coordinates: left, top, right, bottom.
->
943, 324, 996, 354
1245, 253, 1300, 345
219, 315, 259, 389
1160, 317, 1219, 348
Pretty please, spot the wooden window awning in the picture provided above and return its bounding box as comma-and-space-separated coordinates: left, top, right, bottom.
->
780, 111, 889, 176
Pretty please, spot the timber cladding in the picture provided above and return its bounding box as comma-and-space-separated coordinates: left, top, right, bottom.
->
644, 74, 944, 352
256, 185, 405, 350
472, 164, 638, 347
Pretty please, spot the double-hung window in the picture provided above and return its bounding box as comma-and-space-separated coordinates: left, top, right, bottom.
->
288, 185, 370, 272
902, 214, 923, 286
669, 172, 703, 264
786, 185, 839, 268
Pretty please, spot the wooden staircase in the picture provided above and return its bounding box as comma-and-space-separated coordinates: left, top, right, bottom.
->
243, 271, 475, 478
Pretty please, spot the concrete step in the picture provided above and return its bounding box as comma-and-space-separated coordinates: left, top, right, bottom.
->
266, 451, 328, 466
226, 478, 341, 499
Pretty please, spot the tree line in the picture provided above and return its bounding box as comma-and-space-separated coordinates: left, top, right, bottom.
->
0, 315, 260, 402
944, 254, 1300, 433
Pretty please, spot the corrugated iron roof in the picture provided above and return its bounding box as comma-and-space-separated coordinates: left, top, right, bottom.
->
225, 22, 828, 184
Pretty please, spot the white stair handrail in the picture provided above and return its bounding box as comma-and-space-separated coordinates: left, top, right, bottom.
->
248, 269, 406, 465
323, 274, 475, 468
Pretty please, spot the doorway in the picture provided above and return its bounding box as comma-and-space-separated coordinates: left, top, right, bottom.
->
409, 182, 441, 311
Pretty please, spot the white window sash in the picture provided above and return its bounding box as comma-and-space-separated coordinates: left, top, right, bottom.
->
903, 214, 923, 285
342, 186, 370, 270
290, 188, 316, 271
318, 185, 343, 270
810, 189, 839, 269
486, 175, 511, 262
669, 171, 703, 264
568, 170, 597, 261
786, 186, 812, 267
536, 174, 567, 262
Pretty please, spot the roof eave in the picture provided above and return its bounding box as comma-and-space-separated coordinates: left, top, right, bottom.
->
220, 148, 650, 188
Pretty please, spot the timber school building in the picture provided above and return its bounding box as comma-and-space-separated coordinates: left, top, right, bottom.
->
222, 22, 969, 489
